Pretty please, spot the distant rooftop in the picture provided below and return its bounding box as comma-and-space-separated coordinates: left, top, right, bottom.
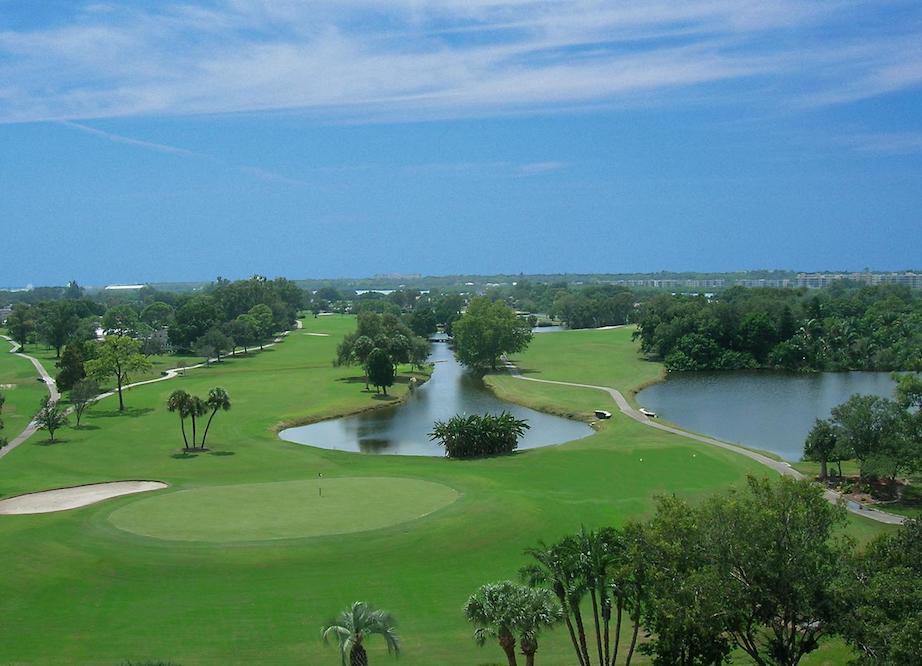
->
104, 284, 145, 290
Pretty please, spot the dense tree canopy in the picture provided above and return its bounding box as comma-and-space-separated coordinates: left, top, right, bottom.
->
635, 285, 922, 371
452, 298, 532, 370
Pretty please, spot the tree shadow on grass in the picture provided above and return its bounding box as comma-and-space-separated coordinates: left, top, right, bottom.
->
171, 451, 199, 459
33, 438, 69, 446
372, 394, 398, 402
92, 407, 155, 419
73, 424, 100, 431
208, 450, 235, 456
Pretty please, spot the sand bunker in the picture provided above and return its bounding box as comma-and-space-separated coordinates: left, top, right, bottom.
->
0, 481, 168, 515
303, 332, 330, 336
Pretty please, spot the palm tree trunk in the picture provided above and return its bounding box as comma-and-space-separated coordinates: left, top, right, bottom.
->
191, 413, 198, 449
571, 603, 592, 666
563, 612, 587, 666
179, 416, 188, 448
350, 643, 369, 666
612, 598, 624, 666
499, 634, 518, 666
602, 597, 611, 666
201, 408, 218, 448
590, 589, 604, 666
819, 459, 828, 481
625, 613, 641, 666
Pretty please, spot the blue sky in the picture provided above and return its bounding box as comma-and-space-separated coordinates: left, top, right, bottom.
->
1, 0, 921, 286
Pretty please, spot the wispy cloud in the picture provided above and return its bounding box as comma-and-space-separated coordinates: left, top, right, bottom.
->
845, 131, 922, 155
518, 161, 567, 176
58, 120, 309, 186
0, 1, 921, 123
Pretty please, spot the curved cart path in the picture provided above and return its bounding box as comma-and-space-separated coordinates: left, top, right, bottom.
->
503, 359, 905, 525
1, 335, 61, 459
0, 320, 303, 459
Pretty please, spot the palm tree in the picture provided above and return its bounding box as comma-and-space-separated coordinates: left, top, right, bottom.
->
200, 387, 231, 448
321, 601, 400, 666
188, 396, 207, 449
522, 540, 590, 666
465, 581, 522, 666
516, 587, 562, 666
166, 389, 192, 449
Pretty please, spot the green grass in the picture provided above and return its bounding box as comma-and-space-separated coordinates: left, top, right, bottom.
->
0, 340, 50, 439
0, 317, 895, 664
109, 477, 460, 542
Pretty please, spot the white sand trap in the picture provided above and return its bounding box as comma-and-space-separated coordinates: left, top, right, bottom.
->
303, 332, 330, 336
0, 481, 168, 515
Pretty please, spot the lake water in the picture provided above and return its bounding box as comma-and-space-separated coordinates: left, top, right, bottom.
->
279, 341, 593, 456
637, 371, 897, 461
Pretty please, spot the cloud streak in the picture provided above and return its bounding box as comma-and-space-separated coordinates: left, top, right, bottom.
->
0, 1, 921, 124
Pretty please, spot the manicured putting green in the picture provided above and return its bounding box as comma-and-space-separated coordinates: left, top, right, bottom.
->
108, 477, 459, 542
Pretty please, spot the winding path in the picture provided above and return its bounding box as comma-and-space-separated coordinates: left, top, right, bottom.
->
0, 320, 303, 459
1, 335, 60, 459
503, 359, 905, 525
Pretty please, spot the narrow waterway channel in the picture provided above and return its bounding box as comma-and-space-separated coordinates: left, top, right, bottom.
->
279, 340, 594, 455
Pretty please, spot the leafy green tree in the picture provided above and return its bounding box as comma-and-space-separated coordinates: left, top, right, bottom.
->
699, 476, 849, 666
167, 389, 193, 449
409, 336, 430, 370
453, 297, 532, 370
838, 518, 922, 665
140, 301, 174, 328
55, 342, 87, 391
247, 303, 275, 349
36, 301, 79, 357
225, 316, 258, 354
35, 395, 68, 443
6, 303, 34, 351
365, 348, 394, 395
201, 387, 230, 448
196, 328, 233, 363
640, 495, 730, 666
85, 336, 151, 411
321, 601, 400, 666
102, 304, 141, 337
429, 412, 529, 458
831, 394, 913, 480
804, 418, 839, 481
69, 378, 99, 428
169, 295, 220, 350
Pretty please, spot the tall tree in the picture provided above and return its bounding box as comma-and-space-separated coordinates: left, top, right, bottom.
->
6, 303, 34, 351
55, 342, 87, 391
36, 301, 79, 357
804, 418, 839, 481
201, 387, 231, 448
167, 389, 192, 449
700, 476, 849, 666
85, 336, 151, 411
464, 581, 527, 666
321, 601, 400, 666
365, 348, 395, 395
101, 304, 141, 337
69, 378, 99, 428
453, 297, 532, 370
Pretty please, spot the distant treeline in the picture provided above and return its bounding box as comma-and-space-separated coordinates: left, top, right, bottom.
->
634, 284, 922, 371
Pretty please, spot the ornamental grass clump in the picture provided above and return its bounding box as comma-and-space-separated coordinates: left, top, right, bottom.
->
429, 411, 530, 458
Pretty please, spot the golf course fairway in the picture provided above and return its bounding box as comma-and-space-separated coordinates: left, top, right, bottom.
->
0, 316, 893, 664
109, 477, 459, 542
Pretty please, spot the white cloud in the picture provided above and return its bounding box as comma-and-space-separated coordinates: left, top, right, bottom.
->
0, 0, 920, 123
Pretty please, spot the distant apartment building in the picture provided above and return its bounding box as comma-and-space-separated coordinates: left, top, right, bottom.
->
794, 272, 922, 289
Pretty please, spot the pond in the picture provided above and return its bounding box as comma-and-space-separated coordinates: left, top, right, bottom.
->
637, 371, 897, 461
279, 341, 594, 456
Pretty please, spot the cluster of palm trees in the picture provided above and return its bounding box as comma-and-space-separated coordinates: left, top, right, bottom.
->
463, 527, 644, 666
166, 387, 230, 450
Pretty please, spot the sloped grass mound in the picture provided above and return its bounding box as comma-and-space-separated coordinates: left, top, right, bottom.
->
109, 477, 459, 542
